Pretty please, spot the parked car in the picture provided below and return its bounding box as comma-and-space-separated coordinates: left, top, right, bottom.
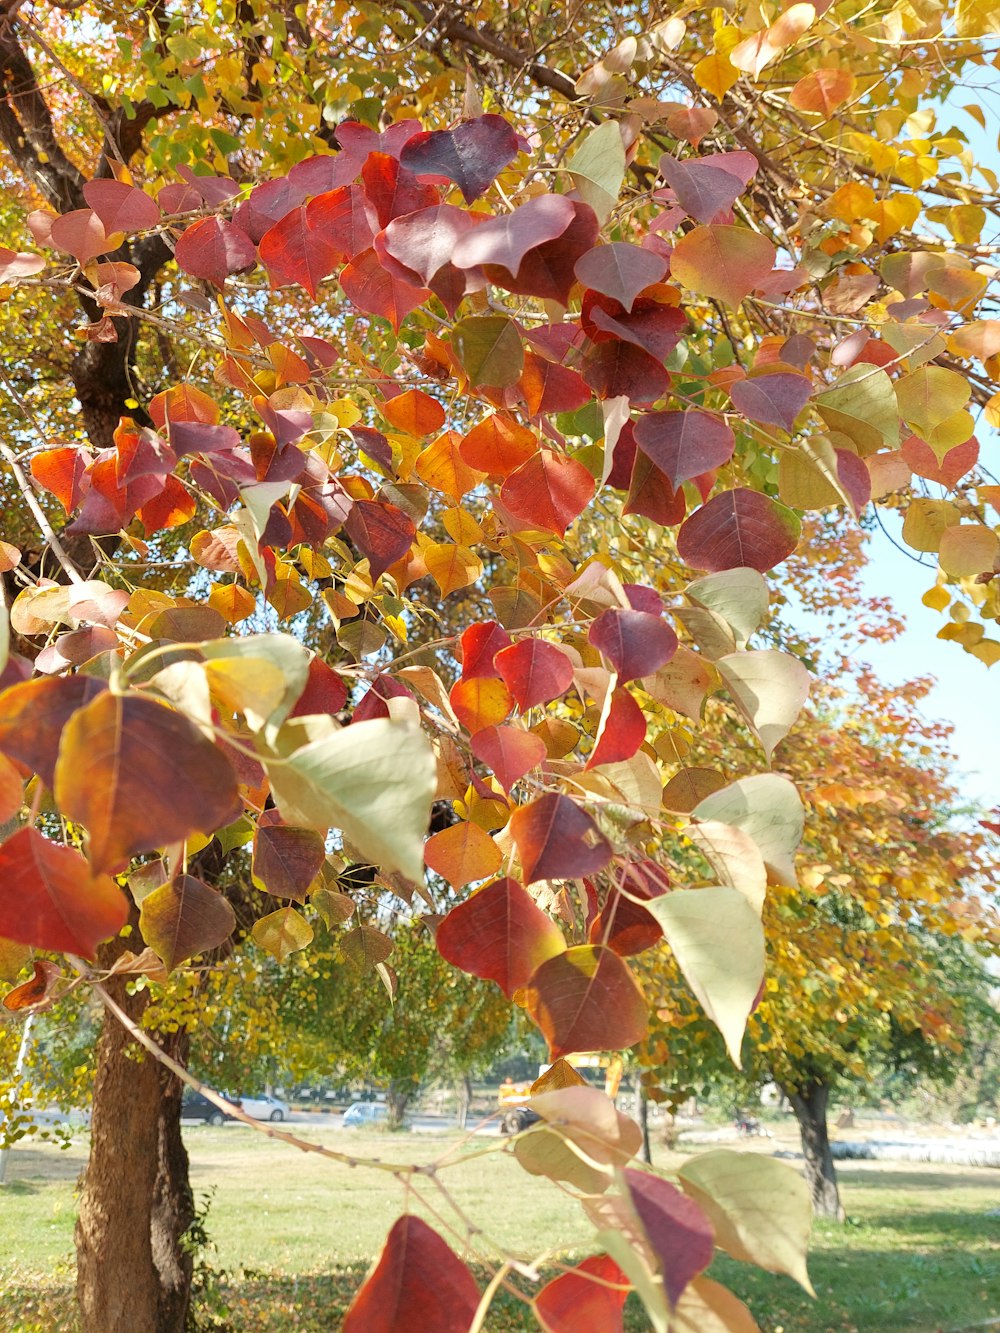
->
343, 1102, 388, 1128
500, 1106, 541, 1135
181, 1090, 240, 1126
239, 1093, 289, 1122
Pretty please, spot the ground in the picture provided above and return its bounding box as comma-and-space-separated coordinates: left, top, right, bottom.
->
1, 1120, 998, 1331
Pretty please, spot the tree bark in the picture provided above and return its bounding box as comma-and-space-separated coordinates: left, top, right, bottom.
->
635, 1071, 652, 1165
782, 1080, 845, 1222
386, 1079, 414, 1129
75, 932, 194, 1333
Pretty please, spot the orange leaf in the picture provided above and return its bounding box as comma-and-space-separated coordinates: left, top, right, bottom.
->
424, 820, 503, 889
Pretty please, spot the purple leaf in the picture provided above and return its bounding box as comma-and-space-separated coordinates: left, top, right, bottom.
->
729, 372, 812, 432
451, 195, 575, 275
400, 114, 520, 203
624, 1168, 715, 1308
658, 157, 747, 224
587, 300, 687, 362
633, 410, 735, 489
574, 242, 668, 312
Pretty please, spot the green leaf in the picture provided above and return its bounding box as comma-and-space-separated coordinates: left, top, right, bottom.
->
265, 717, 436, 882
645, 887, 764, 1065
677, 1150, 815, 1295
685, 569, 769, 651
452, 315, 524, 387
691, 773, 804, 887
716, 649, 811, 763
814, 365, 899, 455
567, 121, 626, 223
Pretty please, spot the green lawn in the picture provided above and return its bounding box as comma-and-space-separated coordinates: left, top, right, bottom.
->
1, 1126, 998, 1331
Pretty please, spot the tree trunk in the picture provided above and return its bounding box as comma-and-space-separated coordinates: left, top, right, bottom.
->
782, 1080, 845, 1222
456, 1074, 472, 1130
635, 1071, 652, 1165
386, 1079, 413, 1129
76, 933, 194, 1333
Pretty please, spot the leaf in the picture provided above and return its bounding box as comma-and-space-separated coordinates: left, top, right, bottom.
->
399, 114, 519, 202
716, 650, 811, 763
174, 217, 256, 285
567, 121, 627, 223
525, 945, 648, 1057
790, 67, 856, 115
895, 366, 972, 461
342, 1215, 480, 1333
424, 820, 503, 889
938, 524, 999, 577
633, 411, 735, 491
730, 4, 816, 78
669, 226, 776, 308
424, 542, 483, 596
266, 717, 436, 882
575, 243, 668, 312
202, 633, 312, 735
729, 373, 812, 432
452, 315, 524, 388
3, 958, 62, 1010
382, 388, 446, 437
459, 620, 512, 679
139, 875, 236, 972
500, 450, 595, 536
646, 887, 765, 1064
470, 725, 546, 792
252, 821, 326, 901
814, 365, 900, 454
686, 821, 767, 912
460, 412, 537, 476
0, 247, 45, 282
340, 247, 429, 330
677, 490, 800, 572
54, 693, 240, 875
588, 862, 669, 955
692, 774, 803, 887
251, 906, 314, 961
522, 1085, 643, 1191
623, 1169, 715, 1307
361, 153, 438, 228
450, 676, 515, 733
258, 201, 345, 296
495, 638, 575, 710
535, 1254, 629, 1332
452, 194, 576, 274
685, 569, 769, 650
588, 608, 678, 681
50, 209, 116, 263
83, 180, 160, 233
436, 875, 565, 996
587, 687, 646, 770
510, 793, 612, 885
341, 924, 394, 970
671, 1276, 761, 1332
658, 157, 748, 224
0, 827, 127, 959
676, 1151, 814, 1295
344, 500, 416, 580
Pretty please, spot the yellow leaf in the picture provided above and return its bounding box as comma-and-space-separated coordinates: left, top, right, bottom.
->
955, 0, 1000, 36
869, 194, 922, 242
694, 52, 739, 100
208, 582, 256, 625
947, 204, 985, 244
424, 542, 483, 597
921, 584, 950, 612
937, 525, 999, 578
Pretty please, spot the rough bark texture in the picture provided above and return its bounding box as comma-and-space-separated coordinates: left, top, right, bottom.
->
75, 931, 195, 1333
782, 1080, 846, 1222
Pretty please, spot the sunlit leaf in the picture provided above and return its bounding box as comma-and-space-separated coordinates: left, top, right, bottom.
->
342, 1215, 479, 1333
436, 875, 565, 996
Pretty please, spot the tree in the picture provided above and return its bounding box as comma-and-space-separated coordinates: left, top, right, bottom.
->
638, 670, 1000, 1219
0, 0, 998, 1327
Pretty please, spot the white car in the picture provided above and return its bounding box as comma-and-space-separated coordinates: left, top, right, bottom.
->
238, 1094, 288, 1122
342, 1102, 388, 1127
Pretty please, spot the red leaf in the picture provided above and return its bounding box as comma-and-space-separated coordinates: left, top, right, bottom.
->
137, 475, 196, 533
677, 488, 801, 572
49, 209, 114, 263
0, 827, 127, 959
588, 608, 678, 681
3, 959, 63, 1012
584, 296, 687, 363
582, 339, 672, 404
835, 449, 872, 517
344, 499, 416, 579
510, 793, 612, 885
471, 725, 546, 792
308, 185, 375, 261
500, 450, 595, 536
289, 656, 348, 717
460, 413, 537, 476
30, 446, 90, 513
535, 1254, 629, 1333
382, 388, 445, 436
623, 1168, 715, 1307
174, 218, 256, 285
525, 944, 648, 1057
381, 204, 486, 314
339, 247, 429, 330
729, 372, 812, 432
902, 433, 978, 487
589, 862, 668, 956
575, 242, 668, 312
232, 176, 309, 243
586, 687, 647, 769
342, 1215, 479, 1333
436, 876, 565, 996
460, 620, 512, 680
633, 411, 735, 490
624, 451, 687, 526
0, 675, 107, 787
452, 194, 576, 275
495, 638, 574, 710
0, 247, 45, 281
519, 352, 591, 417
400, 115, 520, 203
258, 201, 346, 297
488, 201, 599, 305
361, 153, 438, 228
83, 180, 160, 233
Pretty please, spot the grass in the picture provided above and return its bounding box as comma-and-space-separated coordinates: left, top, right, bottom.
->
1, 1124, 998, 1331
